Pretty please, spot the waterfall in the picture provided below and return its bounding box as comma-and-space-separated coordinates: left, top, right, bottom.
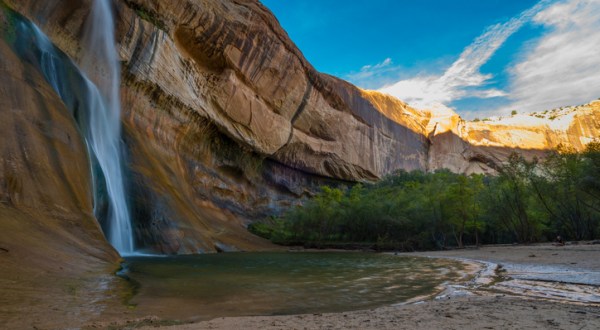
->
78, 0, 134, 254
7, 1, 134, 254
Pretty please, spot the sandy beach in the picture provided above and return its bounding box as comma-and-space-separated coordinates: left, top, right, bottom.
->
138, 297, 598, 330
111, 243, 600, 330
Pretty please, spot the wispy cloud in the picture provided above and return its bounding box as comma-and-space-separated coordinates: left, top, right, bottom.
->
344, 57, 403, 89
504, 0, 600, 114
377, 0, 550, 112
361, 57, 392, 71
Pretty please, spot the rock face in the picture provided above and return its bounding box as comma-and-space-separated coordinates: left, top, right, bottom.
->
0, 7, 125, 328
0, 4, 118, 269
423, 100, 600, 174
3, 0, 429, 254
1, 0, 599, 255
357, 90, 600, 174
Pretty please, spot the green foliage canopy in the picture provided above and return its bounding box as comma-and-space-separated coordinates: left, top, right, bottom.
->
250, 145, 600, 250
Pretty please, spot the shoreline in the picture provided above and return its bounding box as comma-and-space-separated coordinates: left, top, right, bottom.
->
5, 242, 595, 329
127, 243, 600, 330
403, 243, 600, 304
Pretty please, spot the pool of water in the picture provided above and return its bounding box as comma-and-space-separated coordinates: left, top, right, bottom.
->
123, 252, 469, 321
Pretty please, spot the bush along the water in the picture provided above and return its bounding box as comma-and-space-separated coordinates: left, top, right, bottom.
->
251, 143, 600, 250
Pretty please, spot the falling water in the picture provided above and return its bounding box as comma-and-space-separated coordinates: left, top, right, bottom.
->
79, 0, 134, 254
6, 1, 134, 254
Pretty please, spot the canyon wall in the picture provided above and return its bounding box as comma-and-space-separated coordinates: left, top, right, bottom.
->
1, 0, 599, 254
0, 7, 126, 327
424, 100, 600, 174
0, 4, 119, 271
362, 91, 600, 174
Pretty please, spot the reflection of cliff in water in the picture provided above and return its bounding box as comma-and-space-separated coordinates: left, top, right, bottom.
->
124, 253, 469, 320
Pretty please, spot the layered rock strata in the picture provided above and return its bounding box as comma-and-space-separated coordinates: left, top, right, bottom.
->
1, 0, 599, 254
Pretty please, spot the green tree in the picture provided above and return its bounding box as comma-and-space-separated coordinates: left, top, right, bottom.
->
443, 174, 484, 247
532, 145, 600, 240
487, 153, 543, 242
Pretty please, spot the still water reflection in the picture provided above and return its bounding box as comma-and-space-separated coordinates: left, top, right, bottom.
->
124, 252, 468, 320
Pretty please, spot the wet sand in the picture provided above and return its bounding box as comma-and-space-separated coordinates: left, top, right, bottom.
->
117, 243, 600, 330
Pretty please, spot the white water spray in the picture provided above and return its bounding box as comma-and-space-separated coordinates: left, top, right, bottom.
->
80, 0, 134, 254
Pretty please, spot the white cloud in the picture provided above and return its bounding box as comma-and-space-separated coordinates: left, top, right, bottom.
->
377, 0, 550, 111
504, 0, 600, 114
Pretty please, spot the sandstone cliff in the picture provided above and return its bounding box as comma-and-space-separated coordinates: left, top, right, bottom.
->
423, 100, 600, 174
1, 0, 599, 256
0, 6, 126, 328
3, 0, 430, 254
360, 90, 600, 174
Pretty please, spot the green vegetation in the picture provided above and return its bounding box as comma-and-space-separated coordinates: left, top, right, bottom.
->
1, 2, 21, 44
178, 115, 265, 181
209, 131, 264, 180
124, 0, 167, 31
511, 110, 518, 116
251, 143, 600, 250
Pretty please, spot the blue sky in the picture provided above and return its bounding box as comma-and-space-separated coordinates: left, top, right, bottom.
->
261, 0, 600, 118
